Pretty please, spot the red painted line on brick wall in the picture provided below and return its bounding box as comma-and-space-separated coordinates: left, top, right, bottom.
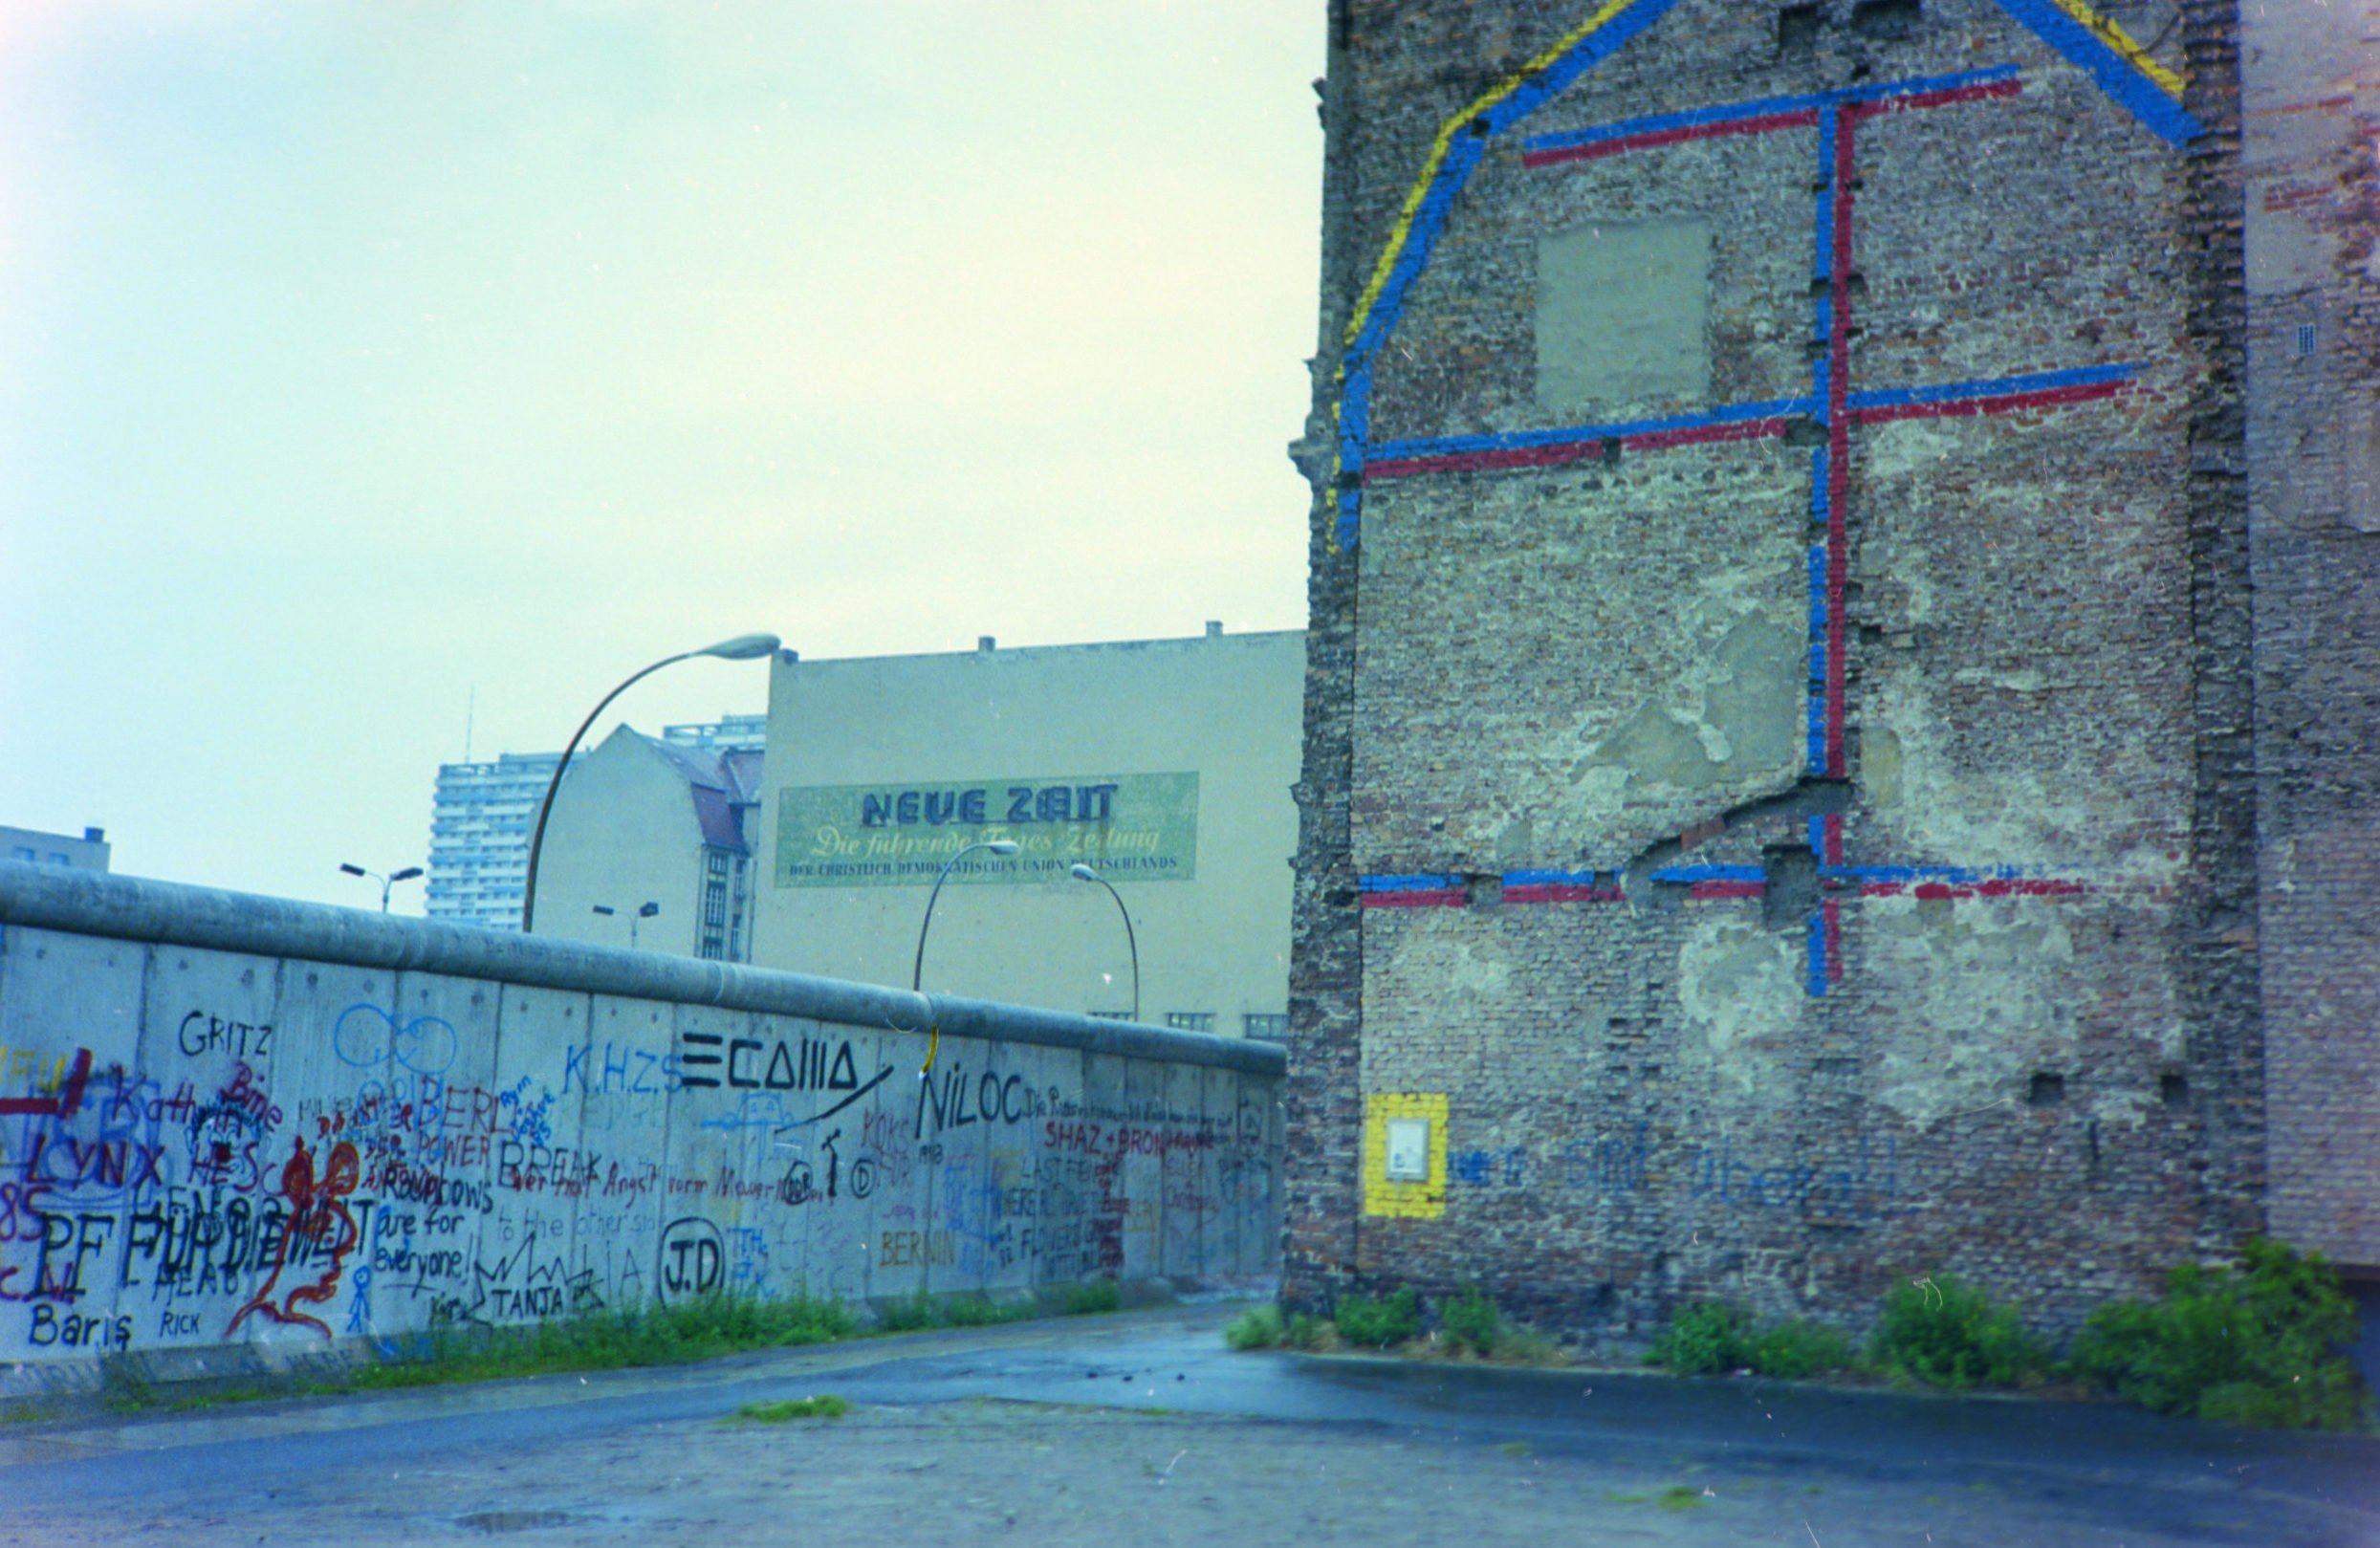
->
1502, 883, 1627, 905
1363, 440, 1605, 482
1689, 881, 1766, 900
1852, 381, 2126, 425
1845, 79, 2021, 123
1520, 109, 1821, 166
1359, 889, 1469, 909
1619, 418, 1795, 453
1858, 878, 2090, 900
1823, 898, 1844, 983
1824, 113, 1856, 780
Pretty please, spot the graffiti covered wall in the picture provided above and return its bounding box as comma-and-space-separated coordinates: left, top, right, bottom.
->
0, 863, 1279, 1385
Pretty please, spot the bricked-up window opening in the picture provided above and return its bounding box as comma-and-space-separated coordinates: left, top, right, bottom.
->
1536, 220, 1711, 415
2161, 1072, 2190, 1104
1166, 1012, 1215, 1034
1851, 0, 1921, 39
2028, 1072, 2066, 1106
2298, 322, 2318, 357
1762, 843, 1820, 930
1779, 3, 1823, 50
1465, 873, 1502, 906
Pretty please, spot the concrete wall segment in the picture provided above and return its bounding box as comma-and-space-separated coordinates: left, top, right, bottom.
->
0, 863, 1280, 1386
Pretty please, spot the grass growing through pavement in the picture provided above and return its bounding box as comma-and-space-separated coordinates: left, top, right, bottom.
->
61, 1277, 1146, 1417
733, 1394, 851, 1423
339, 1289, 858, 1393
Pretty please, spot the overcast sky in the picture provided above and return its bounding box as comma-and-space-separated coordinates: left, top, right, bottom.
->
0, 1, 1322, 911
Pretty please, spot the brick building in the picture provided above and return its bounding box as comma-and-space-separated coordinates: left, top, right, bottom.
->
1285, 0, 2378, 1342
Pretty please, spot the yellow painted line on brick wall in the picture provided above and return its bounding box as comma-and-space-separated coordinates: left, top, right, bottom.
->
1341, 0, 1648, 352
2047, 0, 2185, 99
1363, 1090, 1450, 1219
1327, 0, 1653, 552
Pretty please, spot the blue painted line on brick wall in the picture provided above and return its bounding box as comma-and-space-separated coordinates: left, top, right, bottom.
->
1847, 361, 2140, 411
1361, 873, 1465, 892
1806, 907, 1830, 996
1503, 867, 1599, 886
1805, 543, 1828, 773
1369, 395, 1815, 465
1333, 0, 1686, 549
1650, 864, 1768, 883
1521, 63, 2021, 154
1988, 0, 2200, 146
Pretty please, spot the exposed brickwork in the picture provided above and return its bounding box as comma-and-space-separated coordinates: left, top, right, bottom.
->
1284, 0, 2342, 1344
2241, 1, 2380, 1269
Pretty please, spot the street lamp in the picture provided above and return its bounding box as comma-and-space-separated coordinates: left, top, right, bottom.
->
1070, 863, 1140, 1024
911, 839, 1022, 1075
339, 862, 424, 913
591, 901, 662, 948
519, 632, 779, 933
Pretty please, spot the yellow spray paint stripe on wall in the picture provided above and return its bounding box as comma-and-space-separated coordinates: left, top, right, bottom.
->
2047, 0, 2184, 99
1363, 1091, 1449, 1219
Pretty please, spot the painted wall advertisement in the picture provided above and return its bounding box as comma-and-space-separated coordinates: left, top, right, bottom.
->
774, 773, 1199, 887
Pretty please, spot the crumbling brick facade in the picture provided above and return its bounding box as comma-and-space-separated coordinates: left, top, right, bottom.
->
1285, 0, 2369, 1342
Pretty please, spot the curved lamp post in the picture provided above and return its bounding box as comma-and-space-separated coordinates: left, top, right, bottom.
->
340, 861, 424, 913
912, 839, 1022, 1074
519, 632, 779, 933
1070, 863, 1139, 1024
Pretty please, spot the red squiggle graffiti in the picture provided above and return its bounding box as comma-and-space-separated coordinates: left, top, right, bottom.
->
224, 1138, 361, 1339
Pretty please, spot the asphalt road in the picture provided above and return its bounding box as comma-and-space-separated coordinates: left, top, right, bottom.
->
2, 1302, 2374, 1546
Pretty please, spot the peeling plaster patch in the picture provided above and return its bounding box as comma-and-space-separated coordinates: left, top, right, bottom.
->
1864, 725, 1905, 810
1866, 673, 2180, 883
2091, 1086, 2156, 1132
1861, 415, 1964, 484
1861, 894, 2077, 1128
1950, 666, 2049, 692
1440, 939, 1516, 999
1563, 609, 1805, 822
1678, 920, 1804, 1095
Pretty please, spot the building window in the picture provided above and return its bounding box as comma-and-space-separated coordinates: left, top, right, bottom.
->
2297, 321, 2318, 357
1243, 1014, 1290, 1041
707, 850, 729, 878
1086, 1010, 1134, 1021
1165, 1012, 1215, 1033
703, 880, 728, 927
11, 847, 32, 861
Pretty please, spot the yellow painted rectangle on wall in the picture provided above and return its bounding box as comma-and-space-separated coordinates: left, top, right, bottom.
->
1363, 1091, 1448, 1218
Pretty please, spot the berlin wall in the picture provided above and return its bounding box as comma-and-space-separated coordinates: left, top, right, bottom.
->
0, 861, 1281, 1390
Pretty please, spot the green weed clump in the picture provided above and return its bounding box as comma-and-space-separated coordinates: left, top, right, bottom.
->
942, 1296, 1032, 1327
1649, 1303, 1852, 1379
1747, 1319, 1854, 1380
1225, 1304, 1285, 1350
876, 1292, 942, 1333
1334, 1286, 1420, 1349
735, 1394, 851, 1423
1062, 1278, 1123, 1316
343, 1289, 856, 1392
1869, 1275, 2051, 1390
2071, 1238, 2372, 1431
1649, 1303, 1754, 1375
1439, 1284, 1502, 1356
